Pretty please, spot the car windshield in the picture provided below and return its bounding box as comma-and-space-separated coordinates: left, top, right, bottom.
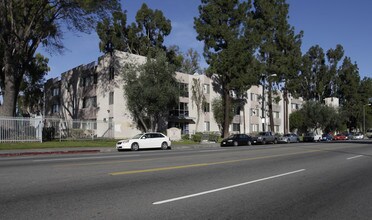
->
132, 134, 143, 139
283, 134, 290, 137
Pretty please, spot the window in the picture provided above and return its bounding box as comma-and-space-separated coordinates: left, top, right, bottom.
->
250, 93, 255, 101
203, 102, 210, 113
204, 121, 210, 131
52, 88, 60, 96
275, 125, 280, 133
179, 83, 189, 97
52, 104, 59, 113
203, 84, 210, 94
233, 123, 240, 132
292, 103, 299, 110
235, 106, 241, 115
93, 73, 98, 84
81, 76, 91, 87
109, 92, 114, 105
170, 102, 189, 117
83, 96, 97, 108
274, 111, 280, 118
109, 66, 114, 80
250, 124, 259, 132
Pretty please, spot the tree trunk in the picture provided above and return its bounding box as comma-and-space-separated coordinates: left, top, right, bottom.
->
223, 89, 230, 138
0, 51, 19, 117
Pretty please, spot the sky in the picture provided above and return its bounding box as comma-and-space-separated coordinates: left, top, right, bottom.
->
43, 0, 372, 80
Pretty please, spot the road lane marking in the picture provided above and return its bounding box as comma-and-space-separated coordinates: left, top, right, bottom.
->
153, 169, 306, 205
54, 150, 230, 167
347, 155, 364, 160
109, 150, 320, 175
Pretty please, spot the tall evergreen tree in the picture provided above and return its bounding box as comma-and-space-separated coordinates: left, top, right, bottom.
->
97, 3, 171, 57
299, 45, 327, 101
337, 57, 361, 130
195, 0, 259, 138
0, 0, 120, 116
253, 0, 303, 132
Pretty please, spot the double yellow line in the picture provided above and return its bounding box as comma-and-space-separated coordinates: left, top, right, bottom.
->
109, 149, 321, 176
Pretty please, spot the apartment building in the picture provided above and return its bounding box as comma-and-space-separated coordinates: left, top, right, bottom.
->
44, 50, 303, 139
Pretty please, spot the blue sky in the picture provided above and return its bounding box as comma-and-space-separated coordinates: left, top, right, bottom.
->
43, 0, 372, 79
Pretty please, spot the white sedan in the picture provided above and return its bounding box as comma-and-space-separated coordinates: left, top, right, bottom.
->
116, 132, 171, 151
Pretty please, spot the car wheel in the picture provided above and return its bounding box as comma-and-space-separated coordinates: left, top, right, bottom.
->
287, 138, 291, 143
274, 139, 278, 144
233, 141, 238, 146
131, 143, 139, 151
247, 141, 252, 146
161, 142, 168, 150
262, 139, 266, 145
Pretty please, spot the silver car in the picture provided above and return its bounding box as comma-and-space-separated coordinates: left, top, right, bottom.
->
278, 133, 300, 143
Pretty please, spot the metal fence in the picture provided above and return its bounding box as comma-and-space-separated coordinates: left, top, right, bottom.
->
0, 117, 43, 142
0, 117, 114, 143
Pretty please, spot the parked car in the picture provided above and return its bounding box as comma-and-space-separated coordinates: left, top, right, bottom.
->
321, 133, 333, 141
343, 132, 353, 140
366, 129, 372, 139
251, 131, 278, 144
221, 134, 253, 147
303, 132, 322, 142
333, 133, 347, 141
116, 132, 171, 151
278, 133, 300, 143
352, 133, 364, 140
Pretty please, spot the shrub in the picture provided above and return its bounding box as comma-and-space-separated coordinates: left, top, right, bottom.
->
191, 132, 203, 142
182, 134, 190, 140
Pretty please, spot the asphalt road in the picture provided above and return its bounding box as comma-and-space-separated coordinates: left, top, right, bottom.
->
1, 142, 372, 219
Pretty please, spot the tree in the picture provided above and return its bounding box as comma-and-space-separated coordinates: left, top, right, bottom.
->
253, 0, 303, 133
290, 101, 342, 133
97, 3, 171, 57
211, 97, 236, 133
18, 54, 50, 116
195, 0, 259, 138
299, 45, 345, 102
191, 78, 206, 132
359, 77, 372, 130
0, 0, 120, 116
289, 110, 305, 134
122, 50, 179, 132
299, 45, 327, 101
180, 48, 201, 74
337, 57, 361, 131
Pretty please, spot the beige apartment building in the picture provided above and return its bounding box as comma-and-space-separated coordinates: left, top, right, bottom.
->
44, 51, 303, 139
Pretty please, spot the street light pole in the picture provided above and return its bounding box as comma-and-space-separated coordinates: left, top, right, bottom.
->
261, 75, 266, 132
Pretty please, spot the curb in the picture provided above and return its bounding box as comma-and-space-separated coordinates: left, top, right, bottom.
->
0, 149, 100, 157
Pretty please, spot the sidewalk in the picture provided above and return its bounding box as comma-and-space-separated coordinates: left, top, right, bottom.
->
0, 142, 220, 157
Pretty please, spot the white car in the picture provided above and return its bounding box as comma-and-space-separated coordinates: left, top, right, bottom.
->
116, 132, 171, 151
352, 133, 364, 140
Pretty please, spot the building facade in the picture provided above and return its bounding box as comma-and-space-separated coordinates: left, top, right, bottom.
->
44, 51, 303, 139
